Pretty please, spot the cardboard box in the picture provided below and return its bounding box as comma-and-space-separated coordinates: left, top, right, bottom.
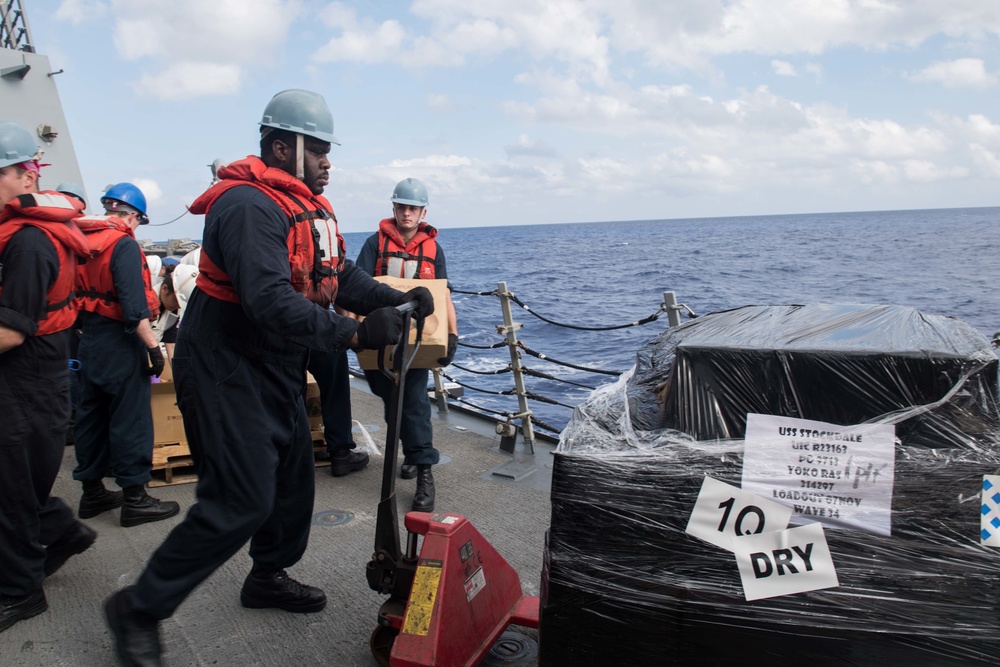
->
355, 276, 449, 370
151, 357, 186, 445
305, 372, 322, 431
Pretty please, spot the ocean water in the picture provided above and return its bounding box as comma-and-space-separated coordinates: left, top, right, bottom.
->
346, 206, 1000, 435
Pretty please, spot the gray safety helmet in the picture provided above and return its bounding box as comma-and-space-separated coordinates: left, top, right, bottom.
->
0, 120, 40, 169
390, 178, 429, 207
259, 89, 340, 146
56, 181, 87, 207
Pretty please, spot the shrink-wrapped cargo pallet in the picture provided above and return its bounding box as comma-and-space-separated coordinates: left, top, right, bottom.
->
540, 304, 1000, 666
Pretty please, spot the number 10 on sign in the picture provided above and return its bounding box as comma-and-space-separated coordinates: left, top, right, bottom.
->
685, 477, 793, 551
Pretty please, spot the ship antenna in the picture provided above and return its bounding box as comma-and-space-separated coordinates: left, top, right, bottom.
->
1, 1, 36, 53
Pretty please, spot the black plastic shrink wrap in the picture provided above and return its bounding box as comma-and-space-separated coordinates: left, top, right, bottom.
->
539, 304, 1000, 666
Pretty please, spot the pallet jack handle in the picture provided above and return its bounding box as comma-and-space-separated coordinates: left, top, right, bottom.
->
367, 300, 424, 596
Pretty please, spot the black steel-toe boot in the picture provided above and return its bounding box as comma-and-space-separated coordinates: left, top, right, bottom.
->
412, 465, 435, 512
120, 486, 180, 528
79, 479, 123, 518
240, 566, 327, 613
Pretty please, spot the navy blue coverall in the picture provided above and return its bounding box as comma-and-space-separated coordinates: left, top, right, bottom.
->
73, 238, 155, 489
0, 227, 78, 597
129, 186, 404, 620
355, 233, 446, 467
307, 345, 358, 453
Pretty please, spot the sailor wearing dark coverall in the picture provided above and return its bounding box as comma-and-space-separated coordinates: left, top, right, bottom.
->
73, 183, 179, 528
0, 121, 96, 633
308, 331, 367, 476
103, 89, 433, 667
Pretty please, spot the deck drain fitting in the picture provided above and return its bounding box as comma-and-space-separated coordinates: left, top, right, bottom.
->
312, 509, 354, 527
484, 630, 538, 664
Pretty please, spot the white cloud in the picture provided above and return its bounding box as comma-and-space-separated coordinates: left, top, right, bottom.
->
313, 4, 407, 64
132, 178, 162, 203
771, 60, 797, 76
55, 0, 108, 24
505, 134, 558, 158
131, 62, 243, 101
907, 58, 998, 89
969, 144, 1000, 177
901, 159, 968, 182
604, 0, 1000, 69
425, 94, 455, 112
98, 0, 299, 99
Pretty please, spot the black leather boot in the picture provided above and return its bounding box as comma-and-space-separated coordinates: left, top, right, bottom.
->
329, 449, 369, 477
79, 479, 123, 519
399, 464, 417, 479
104, 586, 162, 666
240, 566, 327, 613
0, 589, 47, 633
44, 521, 97, 576
412, 465, 435, 512
120, 486, 180, 528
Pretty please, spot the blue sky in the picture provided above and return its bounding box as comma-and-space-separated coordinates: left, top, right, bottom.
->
24, 0, 1000, 238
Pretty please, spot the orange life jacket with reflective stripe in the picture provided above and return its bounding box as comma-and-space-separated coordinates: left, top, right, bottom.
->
75, 215, 160, 321
373, 218, 438, 279
0, 192, 89, 335
188, 156, 345, 308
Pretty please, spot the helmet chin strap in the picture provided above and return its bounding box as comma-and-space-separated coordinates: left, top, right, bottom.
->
295, 133, 305, 181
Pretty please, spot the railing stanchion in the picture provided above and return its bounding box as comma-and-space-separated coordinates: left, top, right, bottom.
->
497, 281, 535, 454
663, 290, 681, 328
431, 368, 449, 413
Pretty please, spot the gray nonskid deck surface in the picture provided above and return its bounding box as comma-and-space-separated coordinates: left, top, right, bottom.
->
2, 385, 550, 667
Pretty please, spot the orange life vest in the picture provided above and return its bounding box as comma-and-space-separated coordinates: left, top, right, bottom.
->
75, 215, 160, 321
373, 218, 438, 279
0, 192, 89, 335
188, 156, 345, 308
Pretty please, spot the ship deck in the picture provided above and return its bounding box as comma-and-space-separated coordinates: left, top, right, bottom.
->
3, 380, 553, 667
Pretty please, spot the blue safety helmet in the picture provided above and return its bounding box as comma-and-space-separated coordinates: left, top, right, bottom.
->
101, 182, 149, 224
259, 89, 340, 146
390, 178, 429, 207
56, 181, 87, 207
0, 120, 40, 169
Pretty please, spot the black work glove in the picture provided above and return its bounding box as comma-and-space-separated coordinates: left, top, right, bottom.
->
356, 306, 404, 350
145, 346, 165, 378
397, 286, 435, 319
437, 333, 458, 366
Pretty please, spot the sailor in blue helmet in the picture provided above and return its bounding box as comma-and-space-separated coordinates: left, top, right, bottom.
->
0, 121, 95, 632
104, 89, 433, 667
72, 183, 180, 530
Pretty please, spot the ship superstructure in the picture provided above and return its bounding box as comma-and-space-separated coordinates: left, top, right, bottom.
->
1, 0, 87, 198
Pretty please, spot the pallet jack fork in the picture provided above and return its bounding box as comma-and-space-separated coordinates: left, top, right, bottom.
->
366, 303, 540, 667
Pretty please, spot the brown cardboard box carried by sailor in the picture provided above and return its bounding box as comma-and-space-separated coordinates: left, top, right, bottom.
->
355, 275, 450, 370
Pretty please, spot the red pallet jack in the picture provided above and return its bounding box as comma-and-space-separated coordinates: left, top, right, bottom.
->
366, 303, 540, 667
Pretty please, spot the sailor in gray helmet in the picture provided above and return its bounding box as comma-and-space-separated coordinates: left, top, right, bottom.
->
104, 89, 433, 667
0, 121, 95, 633
356, 176, 459, 512
55, 182, 87, 210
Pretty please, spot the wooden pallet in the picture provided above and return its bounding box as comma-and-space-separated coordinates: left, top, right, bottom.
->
150, 430, 328, 487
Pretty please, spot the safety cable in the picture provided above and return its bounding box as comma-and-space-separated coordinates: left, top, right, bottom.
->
452, 287, 497, 297
508, 294, 664, 331
449, 395, 511, 417
451, 362, 511, 376
522, 391, 576, 409
439, 371, 515, 397
457, 340, 506, 350
531, 417, 561, 435
147, 208, 191, 227
518, 342, 622, 376
522, 367, 598, 390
